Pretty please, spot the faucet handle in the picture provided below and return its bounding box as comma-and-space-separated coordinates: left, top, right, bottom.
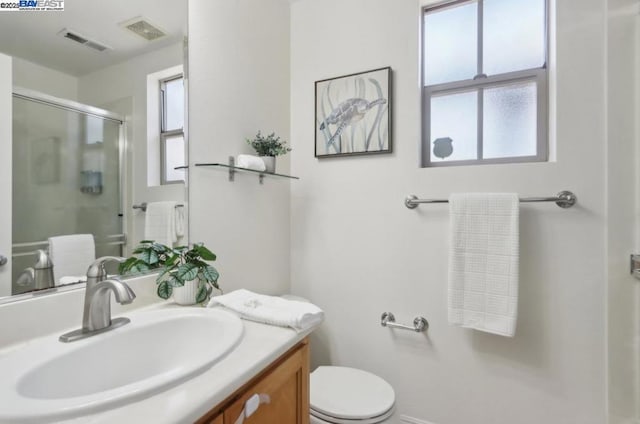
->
86, 256, 127, 279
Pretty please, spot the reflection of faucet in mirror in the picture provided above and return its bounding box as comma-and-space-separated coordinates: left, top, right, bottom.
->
59, 256, 135, 343
15, 249, 54, 291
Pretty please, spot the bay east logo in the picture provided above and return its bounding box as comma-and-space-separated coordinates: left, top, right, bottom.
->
0, 0, 64, 11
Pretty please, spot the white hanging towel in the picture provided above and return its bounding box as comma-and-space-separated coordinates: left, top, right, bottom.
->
144, 201, 178, 246
448, 193, 519, 337
48, 234, 96, 285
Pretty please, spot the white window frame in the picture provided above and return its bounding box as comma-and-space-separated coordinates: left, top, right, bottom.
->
421, 0, 549, 167
159, 74, 184, 185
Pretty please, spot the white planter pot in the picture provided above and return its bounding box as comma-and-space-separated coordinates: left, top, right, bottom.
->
261, 156, 276, 173
173, 279, 199, 305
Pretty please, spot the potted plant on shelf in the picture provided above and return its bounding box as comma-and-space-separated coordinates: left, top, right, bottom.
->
120, 241, 221, 305
246, 131, 291, 173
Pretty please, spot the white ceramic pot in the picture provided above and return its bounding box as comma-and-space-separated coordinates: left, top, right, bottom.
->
261, 156, 276, 173
173, 278, 199, 305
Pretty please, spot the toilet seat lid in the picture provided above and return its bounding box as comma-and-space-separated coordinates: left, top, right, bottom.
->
310, 366, 395, 420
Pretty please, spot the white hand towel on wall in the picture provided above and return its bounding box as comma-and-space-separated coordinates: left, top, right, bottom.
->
144, 201, 178, 247
207, 289, 324, 332
236, 154, 266, 171
48, 234, 96, 285
448, 193, 519, 337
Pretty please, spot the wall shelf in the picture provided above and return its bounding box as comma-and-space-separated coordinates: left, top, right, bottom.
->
194, 157, 299, 184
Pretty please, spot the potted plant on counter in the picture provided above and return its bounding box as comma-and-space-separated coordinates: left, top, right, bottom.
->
118, 240, 174, 275
246, 131, 291, 173
156, 243, 221, 305
120, 241, 221, 305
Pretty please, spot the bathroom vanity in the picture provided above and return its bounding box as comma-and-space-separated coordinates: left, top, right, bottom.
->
196, 338, 309, 424
0, 275, 316, 424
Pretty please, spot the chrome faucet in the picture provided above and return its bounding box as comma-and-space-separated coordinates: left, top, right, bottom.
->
59, 256, 136, 343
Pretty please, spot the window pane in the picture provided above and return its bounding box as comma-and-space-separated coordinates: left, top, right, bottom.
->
484, 0, 545, 75
430, 90, 478, 162
424, 2, 478, 86
164, 134, 185, 182
483, 81, 537, 159
164, 77, 184, 131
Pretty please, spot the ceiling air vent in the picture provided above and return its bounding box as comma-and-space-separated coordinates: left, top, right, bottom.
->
119, 17, 167, 41
57, 28, 111, 52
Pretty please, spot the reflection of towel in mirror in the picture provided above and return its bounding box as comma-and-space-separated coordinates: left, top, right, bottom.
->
48, 234, 95, 285
144, 201, 178, 247
175, 205, 185, 239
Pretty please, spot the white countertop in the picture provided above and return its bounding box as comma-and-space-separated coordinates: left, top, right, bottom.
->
0, 276, 317, 424
63, 303, 314, 424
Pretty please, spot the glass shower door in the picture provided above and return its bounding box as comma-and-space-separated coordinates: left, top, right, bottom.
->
11, 95, 123, 295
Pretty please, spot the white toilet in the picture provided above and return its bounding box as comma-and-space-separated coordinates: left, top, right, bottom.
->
310, 366, 395, 424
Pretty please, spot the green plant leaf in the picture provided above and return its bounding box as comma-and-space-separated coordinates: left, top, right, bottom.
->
167, 274, 184, 287
196, 283, 208, 304
139, 249, 159, 265
193, 244, 216, 261
202, 265, 219, 283
130, 262, 151, 274
157, 281, 172, 299
177, 263, 198, 281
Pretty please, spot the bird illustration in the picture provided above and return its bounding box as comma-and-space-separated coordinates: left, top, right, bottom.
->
433, 137, 453, 159
319, 97, 387, 145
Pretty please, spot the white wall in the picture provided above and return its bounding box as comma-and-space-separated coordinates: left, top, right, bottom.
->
188, 0, 291, 295
290, 0, 608, 423
12, 57, 78, 100
607, 1, 640, 422
0, 53, 12, 297
78, 42, 185, 251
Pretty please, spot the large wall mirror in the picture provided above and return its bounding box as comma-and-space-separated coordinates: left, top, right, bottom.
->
0, 0, 188, 302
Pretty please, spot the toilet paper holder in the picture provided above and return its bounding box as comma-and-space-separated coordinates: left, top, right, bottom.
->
380, 312, 428, 333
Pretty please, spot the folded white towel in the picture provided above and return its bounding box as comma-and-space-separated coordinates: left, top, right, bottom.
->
58, 276, 87, 286
48, 234, 96, 286
175, 205, 185, 238
448, 193, 519, 337
207, 289, 324, 332
236, 154, 266, 171
144, 201, 177, 247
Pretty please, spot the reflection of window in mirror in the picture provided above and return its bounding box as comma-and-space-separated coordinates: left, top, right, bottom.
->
160, 75, 185, 184
146, 64, 185, 187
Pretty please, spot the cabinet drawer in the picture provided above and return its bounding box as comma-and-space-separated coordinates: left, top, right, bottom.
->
223, 343, 309, 424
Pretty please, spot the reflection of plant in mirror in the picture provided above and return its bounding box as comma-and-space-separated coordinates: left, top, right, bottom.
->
118, 240, 174, 275
156, 243, 221, 304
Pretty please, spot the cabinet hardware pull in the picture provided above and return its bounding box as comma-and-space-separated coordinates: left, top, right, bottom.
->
233, 393, 271, 424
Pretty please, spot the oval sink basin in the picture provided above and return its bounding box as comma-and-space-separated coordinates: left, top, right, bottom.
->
0, 307, 243, 423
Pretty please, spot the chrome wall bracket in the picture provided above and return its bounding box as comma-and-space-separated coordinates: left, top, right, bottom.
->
630, 254, 640, 280
381, 312, 428, 333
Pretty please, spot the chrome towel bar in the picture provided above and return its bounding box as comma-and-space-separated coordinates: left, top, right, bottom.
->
132, 202, 185, 212
405, 190, 577, 209
381, 312, 428, 333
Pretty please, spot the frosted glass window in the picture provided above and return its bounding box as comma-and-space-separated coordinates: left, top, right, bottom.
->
424, 1, 478, 85
421, 0, 547, 166
430, 91, 478, 162
483, 82, 537, 159
484, 0, 545, 75
164, 135, 185, 183
163, 77, 184, 131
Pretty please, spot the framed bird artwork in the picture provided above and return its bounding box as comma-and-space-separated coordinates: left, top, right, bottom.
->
315, 67, 392, 158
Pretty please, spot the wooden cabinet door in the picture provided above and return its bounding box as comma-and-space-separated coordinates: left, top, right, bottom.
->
206, 413, 223, 424
223, 343, 309, 424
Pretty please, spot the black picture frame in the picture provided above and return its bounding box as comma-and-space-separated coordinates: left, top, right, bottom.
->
315, 66, 392, 158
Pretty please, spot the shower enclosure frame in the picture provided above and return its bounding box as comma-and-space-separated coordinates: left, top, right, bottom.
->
10, 87, 128, 279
